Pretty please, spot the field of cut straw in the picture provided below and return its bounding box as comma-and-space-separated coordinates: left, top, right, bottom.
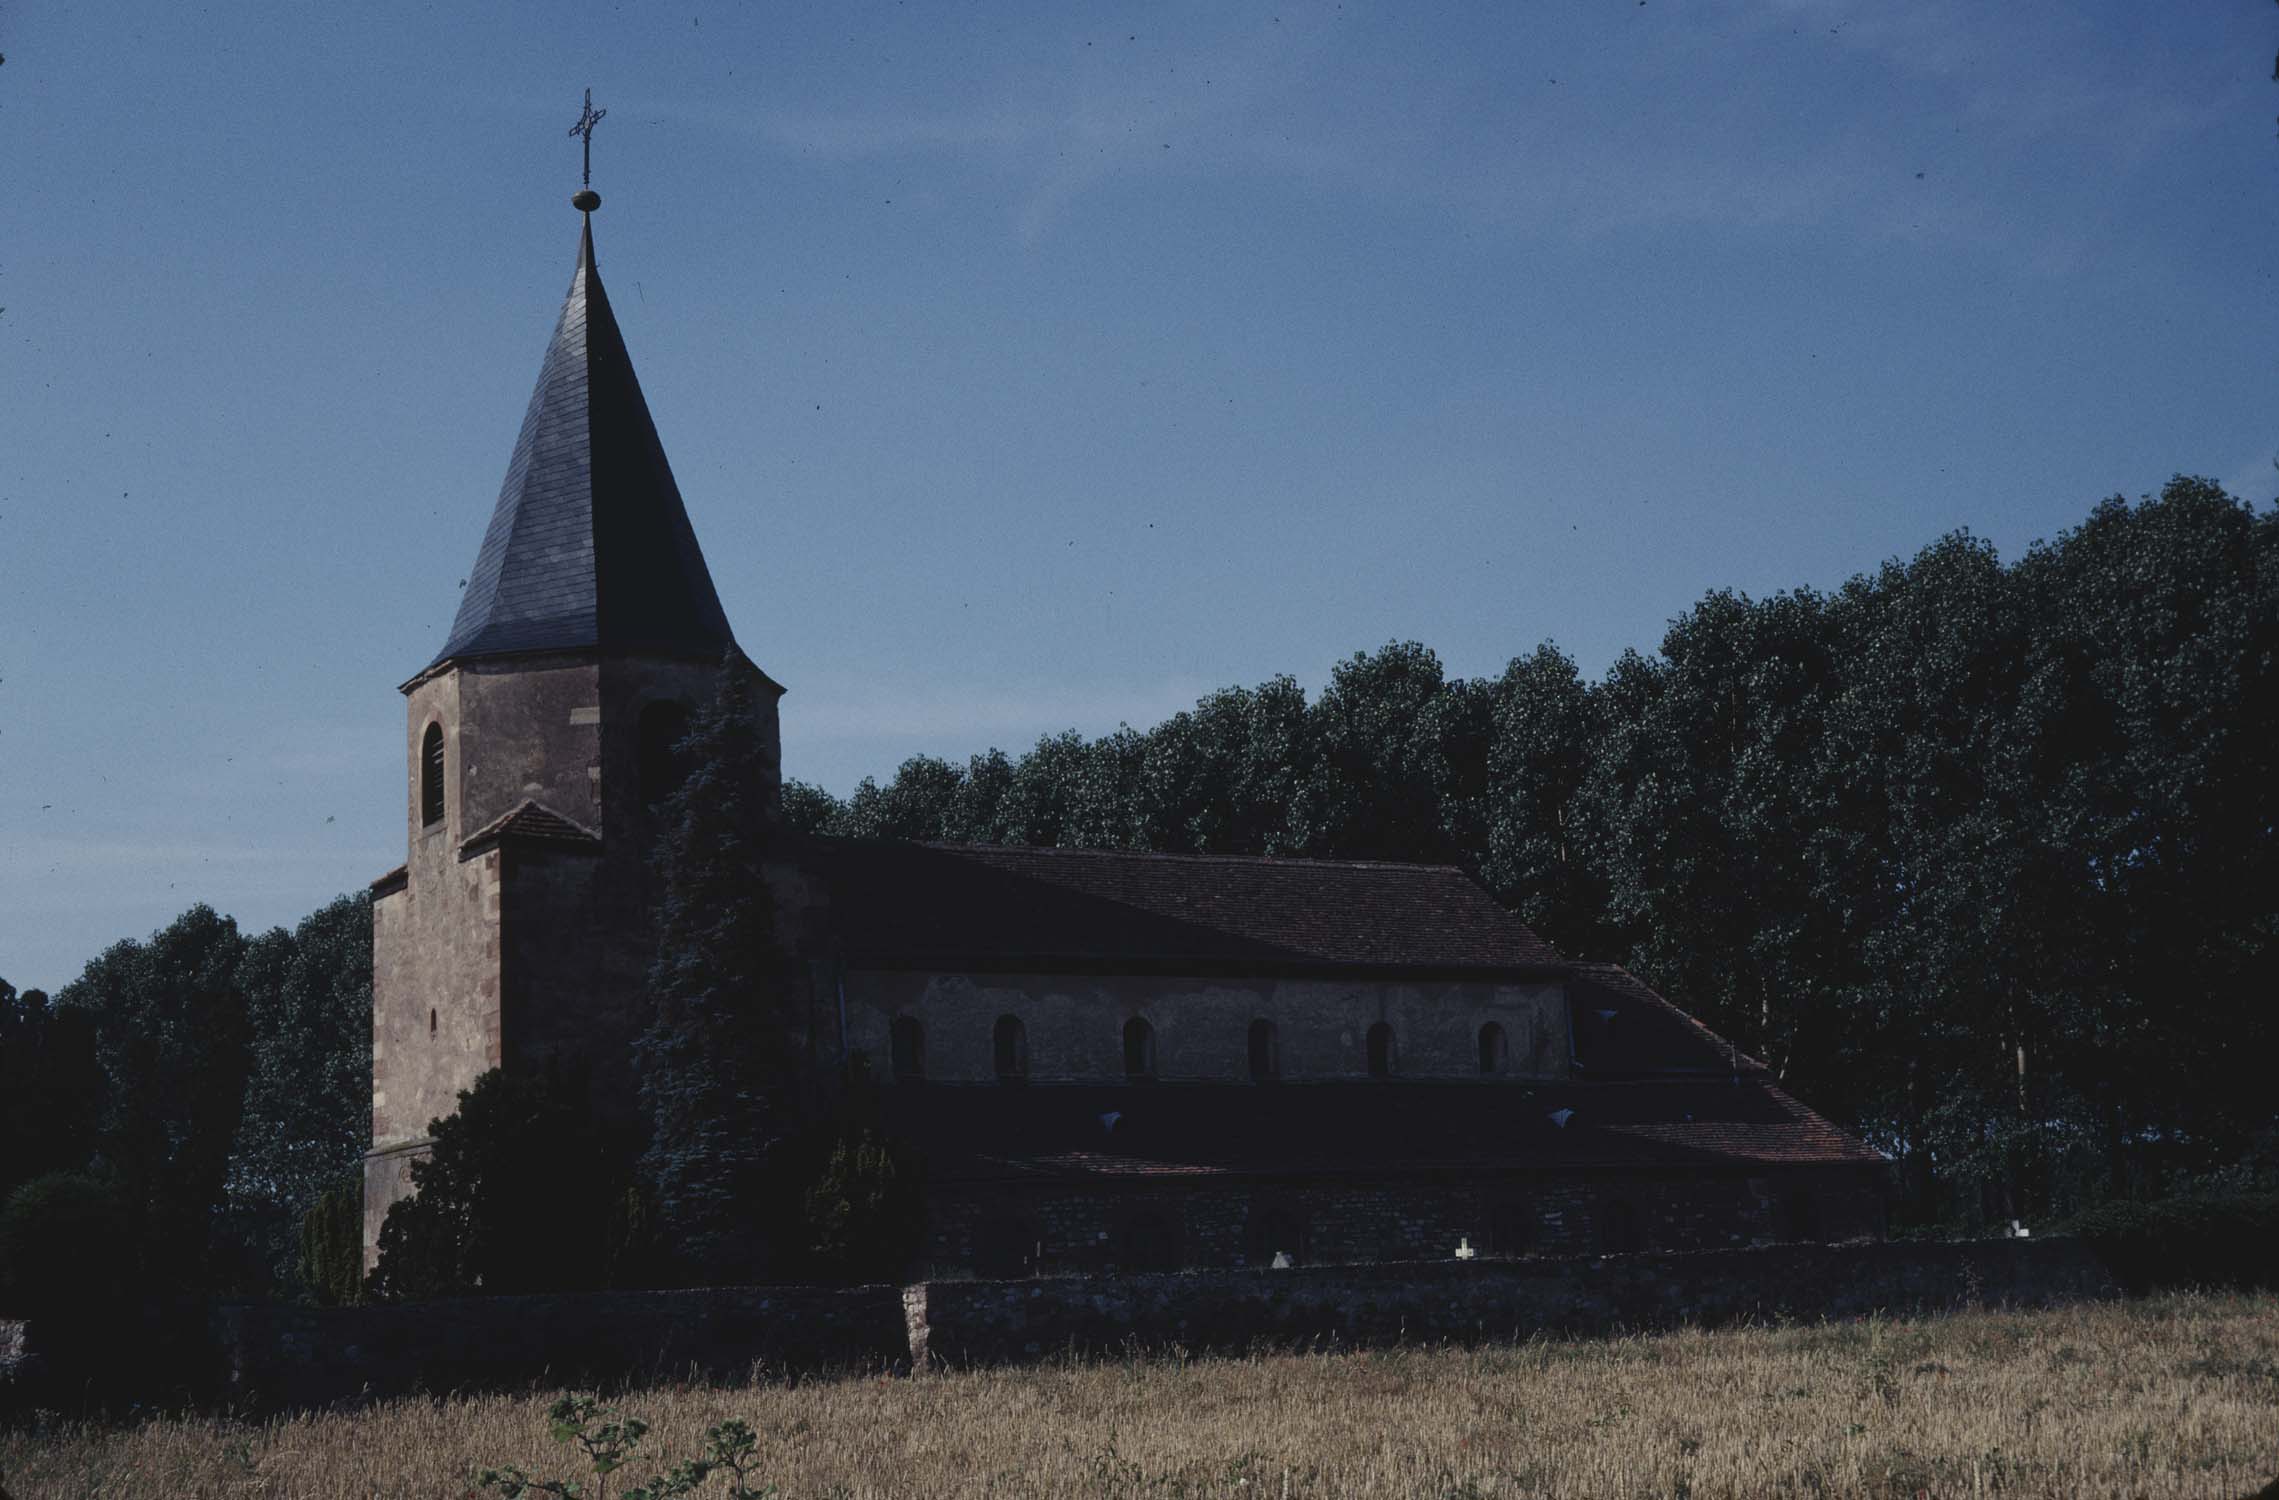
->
3, 1292, 2275, 1498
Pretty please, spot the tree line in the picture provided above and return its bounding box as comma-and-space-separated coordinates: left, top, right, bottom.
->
785, 478, 2279, 1226
0, 896, 370, 1303
3, 475, 2272, 1311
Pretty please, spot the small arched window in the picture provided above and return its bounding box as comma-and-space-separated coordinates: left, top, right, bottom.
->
891, 1016, 925, 1082
1599, 1199, 1644, 1254
1366, 1021, 1396, 1079
419, 722, 446, 828
1478, 1022, 1509, 1076
993, 1014, 1027, 1082
1123, 1017, 1156, 1081
1248, 1019, 1280, 1083
638, 701, 693, 805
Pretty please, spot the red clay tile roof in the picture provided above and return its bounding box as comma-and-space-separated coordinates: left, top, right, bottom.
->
460, 799, 603, 858
881, 1079, 1883, 1183
1568, 962, 1771, 1076
804, 837, 1564, 975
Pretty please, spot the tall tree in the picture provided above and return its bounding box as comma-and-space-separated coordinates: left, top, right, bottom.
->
0, 979, 103, 1205
636, 650, 799, 1280
56, 905, 254, 1289
1134, 676, 1315, 856
1302, 641, 1467, 863
1478, 644, 1605, 957
224, 893, 374, 1288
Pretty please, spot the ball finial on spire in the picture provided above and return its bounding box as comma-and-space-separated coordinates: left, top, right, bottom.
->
572, 188, 601, 213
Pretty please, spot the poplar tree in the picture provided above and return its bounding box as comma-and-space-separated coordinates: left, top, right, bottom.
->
636, 650, 795, 1281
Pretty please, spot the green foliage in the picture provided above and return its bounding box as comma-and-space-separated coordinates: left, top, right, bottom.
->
478, 1394, 776, 1500
785, 479, 2278, 1228
6, 892, 370, 1300
637, 651, 798, 1282
777, 778, 841, 835
0, 979, 102, 1207
226, 894, 373, 1289
0, 1171, 139, 1310
787, 1127, 926, 1284
367, 1066, 622, 1301
602, 1182, 667, 1291
297, 1176, 364, 1307
55, 905, 253, 1291
2065, 1192, 2279, 1295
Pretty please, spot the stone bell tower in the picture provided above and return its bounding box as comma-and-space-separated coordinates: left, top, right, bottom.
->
363, 182, 782, 1260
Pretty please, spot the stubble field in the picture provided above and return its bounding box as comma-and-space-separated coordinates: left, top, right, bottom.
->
3, 1292, 2275, 1499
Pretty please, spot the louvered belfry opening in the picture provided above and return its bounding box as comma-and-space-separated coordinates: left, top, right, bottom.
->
420, 723, 446, 827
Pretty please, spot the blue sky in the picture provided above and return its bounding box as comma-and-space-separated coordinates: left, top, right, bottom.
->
3, 2, 2274, 991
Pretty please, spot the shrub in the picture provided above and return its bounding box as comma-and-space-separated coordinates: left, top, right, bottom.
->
788, 1126, 924, 1285
367, 1066, 627, 1302
298, 1176, 364, 1307
0, 1171, 139, 1312
2066, 1191, 2279, 1294
0, 1171, 147, 1404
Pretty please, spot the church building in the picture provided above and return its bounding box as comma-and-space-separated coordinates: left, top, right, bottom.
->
365, 186, 1885, 1276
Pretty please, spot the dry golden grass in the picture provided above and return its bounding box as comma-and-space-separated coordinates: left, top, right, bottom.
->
4, 1292, 2276, 1499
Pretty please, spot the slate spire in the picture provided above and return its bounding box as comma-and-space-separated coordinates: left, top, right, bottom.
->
429, 197, 737, 669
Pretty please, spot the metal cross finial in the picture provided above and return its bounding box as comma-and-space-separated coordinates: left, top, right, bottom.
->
568, 88, 607, 188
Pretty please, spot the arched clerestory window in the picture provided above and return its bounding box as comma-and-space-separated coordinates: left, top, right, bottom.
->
638, 701, 693, 805
891, 1015, 925, 1083
419, 722, 446, 828
993, 1014, 1027, 1082
1123, 1017, 1156, 1081
1478, 1022, 1509, 1076
1248, 1019, 1280, 1083
1366, 1021, 1396, 1079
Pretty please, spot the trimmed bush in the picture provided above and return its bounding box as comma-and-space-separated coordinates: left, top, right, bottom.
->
298, 1177, 364, 1307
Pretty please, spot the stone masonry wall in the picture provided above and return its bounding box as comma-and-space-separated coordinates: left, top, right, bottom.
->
923, 1166, 1886, 1277
915, 1237, 2115, 1368
843, 971, 1568, 1087
209, 1284, 909, 1409
187, 1237, 2111, 1410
